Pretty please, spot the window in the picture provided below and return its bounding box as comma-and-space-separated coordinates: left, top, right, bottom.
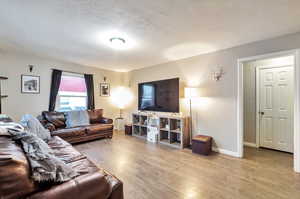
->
56, 73, 87, 112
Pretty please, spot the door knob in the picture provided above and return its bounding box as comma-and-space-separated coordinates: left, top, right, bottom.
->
259, 111, 265, 115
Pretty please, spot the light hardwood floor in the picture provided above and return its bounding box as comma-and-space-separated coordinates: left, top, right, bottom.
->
75, 131, 300, 199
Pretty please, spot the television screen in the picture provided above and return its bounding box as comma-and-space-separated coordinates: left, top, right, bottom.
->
138, 78, 179, 113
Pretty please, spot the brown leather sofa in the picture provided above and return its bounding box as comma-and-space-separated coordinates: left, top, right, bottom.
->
39, 109, 114, 144
0, 118, 123, 199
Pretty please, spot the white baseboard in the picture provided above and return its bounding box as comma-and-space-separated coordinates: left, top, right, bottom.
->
212, 147, 240, 157
244, 142, 258, 148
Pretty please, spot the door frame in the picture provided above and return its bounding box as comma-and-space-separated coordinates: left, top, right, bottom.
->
256, 64, 294, 150
237, 49, 300, 172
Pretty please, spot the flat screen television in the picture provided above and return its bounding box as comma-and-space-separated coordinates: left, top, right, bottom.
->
138, 78, 179, 113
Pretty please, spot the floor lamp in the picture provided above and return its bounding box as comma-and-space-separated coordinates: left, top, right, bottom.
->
184, 87, 199, 146
111, 86, 133, 130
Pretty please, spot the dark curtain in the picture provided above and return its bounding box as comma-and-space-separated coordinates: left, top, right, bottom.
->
84, 74, 95, 110
48, 69, 62, 111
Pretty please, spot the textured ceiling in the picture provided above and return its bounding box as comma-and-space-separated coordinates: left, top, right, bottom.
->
1, 0, 300, 72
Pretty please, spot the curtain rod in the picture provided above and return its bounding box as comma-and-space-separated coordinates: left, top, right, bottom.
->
51, 68, 92, 75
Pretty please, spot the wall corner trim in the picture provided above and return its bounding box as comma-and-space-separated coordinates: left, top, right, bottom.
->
243, 142, 258, 148
212, 147, 240, 158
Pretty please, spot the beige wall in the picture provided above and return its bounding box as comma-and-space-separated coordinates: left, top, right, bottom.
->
243, 56, 294, 144
124, 32, 300, 153
0, 51, 123, 121
2, 31, 300, 154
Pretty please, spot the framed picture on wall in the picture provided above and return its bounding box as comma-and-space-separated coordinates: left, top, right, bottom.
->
21, 75, 40, 94
100, 83, 110, 96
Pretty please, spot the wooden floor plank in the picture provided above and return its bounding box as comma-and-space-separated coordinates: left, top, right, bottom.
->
75, 131, 300, 199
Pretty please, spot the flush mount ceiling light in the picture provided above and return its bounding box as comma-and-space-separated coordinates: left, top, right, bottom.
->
96, 30, 136, 50
109, 37, 126, 49
110, 37, 125, 44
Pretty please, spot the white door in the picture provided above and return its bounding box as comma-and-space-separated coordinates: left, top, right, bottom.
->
259, 66, 294, 153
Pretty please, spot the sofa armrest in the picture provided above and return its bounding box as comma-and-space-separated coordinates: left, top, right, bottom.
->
103, 170, 124, 199
37, 115, 56, 132
99, 117, 113, 124
26, 173, 111, 199
44, 123, 56, 132
0, 114, 13, 122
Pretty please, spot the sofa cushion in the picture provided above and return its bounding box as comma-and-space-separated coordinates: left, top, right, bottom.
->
42, 111, 66, 129
51, 127, 86, 138
0, 136, 37, 199
87, 109, 103, 124
48, 136, 86, 164
67, 158, 99, 175
86, 124, 113, 135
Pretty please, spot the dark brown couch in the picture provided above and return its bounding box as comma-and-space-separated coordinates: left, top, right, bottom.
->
0, 117, 123, 199
39, 109, 113, 144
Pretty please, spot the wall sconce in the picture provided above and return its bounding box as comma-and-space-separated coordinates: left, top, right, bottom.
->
28, 65, 34, 73
212, 67, 225, 81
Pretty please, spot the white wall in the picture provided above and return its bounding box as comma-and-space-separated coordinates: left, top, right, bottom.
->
0, 51, 123, 121
2, 31, 300, 154
124, 32, 300, 153
243, 56, 294, 144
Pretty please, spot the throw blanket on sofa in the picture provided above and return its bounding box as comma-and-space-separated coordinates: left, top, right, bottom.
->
65, 110, 90, 128
1, 122, 79, 183
20, 114, 51, 142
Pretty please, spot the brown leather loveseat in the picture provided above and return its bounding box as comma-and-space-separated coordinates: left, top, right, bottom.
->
0, 117, 123, 199
39, 109, 113, 144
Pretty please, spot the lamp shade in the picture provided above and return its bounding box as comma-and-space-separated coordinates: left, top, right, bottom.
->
184, 87, 199, 99
111, 86, 133, 109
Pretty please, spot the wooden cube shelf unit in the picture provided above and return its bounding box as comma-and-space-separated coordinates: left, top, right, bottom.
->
132, 113, 190, 149
132, 114, 146, 139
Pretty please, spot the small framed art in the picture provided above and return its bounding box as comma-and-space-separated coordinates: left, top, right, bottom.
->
21, 75, 40, 94
100, 83, 110, 96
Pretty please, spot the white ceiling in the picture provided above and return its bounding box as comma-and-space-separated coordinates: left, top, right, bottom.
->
1, 0, 300, 72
